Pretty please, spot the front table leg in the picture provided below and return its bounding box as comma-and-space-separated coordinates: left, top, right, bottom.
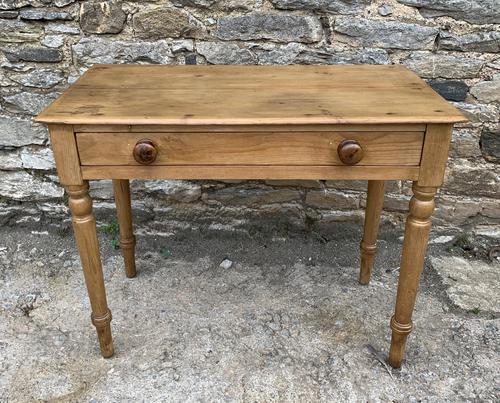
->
389, 183, 436, 368
67, 182, 114, 358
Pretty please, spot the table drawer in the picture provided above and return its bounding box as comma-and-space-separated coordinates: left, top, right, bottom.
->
76, 131, 424, 166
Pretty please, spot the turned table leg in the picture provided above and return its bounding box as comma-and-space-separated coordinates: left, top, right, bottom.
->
112, 179, 136, 278
388, 183, 436, 368
67, 182, 114, 358
359, 180, 385, 285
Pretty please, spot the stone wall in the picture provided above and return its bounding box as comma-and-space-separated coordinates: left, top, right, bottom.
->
0, 0, 499, 234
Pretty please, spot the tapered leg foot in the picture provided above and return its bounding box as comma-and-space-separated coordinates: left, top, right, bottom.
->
67, 182, 114, 358
359, 180, 385, 285
388, 183, 436, 368
113, 179, 136, 278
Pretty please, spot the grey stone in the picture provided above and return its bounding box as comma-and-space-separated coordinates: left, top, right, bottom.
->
439, 31, 500, 53
444, 159, 500, 198
428, 80, 468, 102
197, 41, 256, 64
133, 6, 206, 40
80, 0, 126, 34
0, 10, 17, 18
305, 189, 359, 209
217, 13, 322, 43
0, 19, 42, 43
470, 74, 500, 103
0, 115, 48, 146
0, 149, 21, 169
0, 171, 63, 200
45, 23, 80, 34
453, 102, 499, 123
72, 38, 173, 65
334, 17, 438, 50
403, 52, 483, 78
431, 256, 500, 313
271, 0, 370, 14
294, 47, 389, 65
208, 187, 300, 206
137, 180, 201, 203
219, 258, 233, 269
3, 92, 59, 115
480, 130, 500, 163
19, 8, 72, 21
20, 147, 55, 170
10, 69, 65, 89
171, 0, 216, 8
398, 0, 500, 25
41, 34, 65, 48
0, 0, 31, 10
2, 47, 63, 63
54, 0, 77, 6
378, 3, 393, 16
252, 43, 301, 64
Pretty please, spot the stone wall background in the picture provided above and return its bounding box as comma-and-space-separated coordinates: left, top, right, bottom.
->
0, 0, 499, 235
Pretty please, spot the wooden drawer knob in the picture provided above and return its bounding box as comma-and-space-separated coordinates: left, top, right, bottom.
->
133, 139, 158, 165
337, 139, 363, 165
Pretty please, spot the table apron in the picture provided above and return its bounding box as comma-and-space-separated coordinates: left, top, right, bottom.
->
80, 165, 420, 180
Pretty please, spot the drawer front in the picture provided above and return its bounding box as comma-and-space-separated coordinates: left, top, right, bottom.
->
76, 131, 424, 166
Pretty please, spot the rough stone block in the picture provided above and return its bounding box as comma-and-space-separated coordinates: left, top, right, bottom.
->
0, 115, 48, 147
453, 102, 499, 124
10, 69, 65, 89
2, 47, 63, 62
217, 13, 322, 43
398, 0, 500, 25
208, 186, 301, 206
0, 19, 41, 43
305, 189, 359, 209
20, 8, 72, 21
80, 0, 126, 34
428, 80, 468, 102
0, 10, 18, 18
20, 147, 55, 170
294, 47, 389, 64
444, 160, 500, 198
0, 171, 63, 201
197, 41, 256, 64
480, 130, 500, 164
403, 52, 483, 78
271, 0, 370, 14
334, 17, 438, 50
0, 149, 21, 169
3, 92, 59, 115
72, 38, 173, 65
0, 0, 31, 10
470, 75, 500, 103
133, 6, 206, 40
439, 31, 500, 53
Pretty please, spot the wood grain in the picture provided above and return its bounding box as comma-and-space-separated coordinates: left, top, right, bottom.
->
359, 180, 385, 285
73, 123, 428, 133
388, 183, 436, 368
35, 65, 466, 126
76, 131, 425, 167
113, 180, 136, 278
67, 182, 113, 358
48, 124, 82, 185
81, 165, 421, 180
418, 124, 454, 187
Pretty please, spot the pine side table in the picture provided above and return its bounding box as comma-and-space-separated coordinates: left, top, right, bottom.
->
35, 65, 466, 368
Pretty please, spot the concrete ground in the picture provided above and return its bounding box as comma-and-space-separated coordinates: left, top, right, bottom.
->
0, 221, 498, 402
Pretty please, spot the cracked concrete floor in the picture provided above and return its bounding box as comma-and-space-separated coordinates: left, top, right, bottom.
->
0, 223, 498, 402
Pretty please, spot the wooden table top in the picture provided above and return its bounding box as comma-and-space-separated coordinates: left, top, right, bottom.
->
36, 64, 466, 126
